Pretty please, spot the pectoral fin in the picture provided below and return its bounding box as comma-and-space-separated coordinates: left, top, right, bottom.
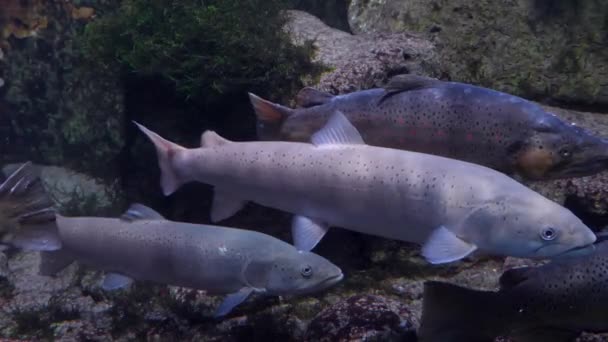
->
101, 273, 134, 291
292, 215, 329, 251
422, 226, 477, 264
214, 287, 253, 318
210, 189, 247, 222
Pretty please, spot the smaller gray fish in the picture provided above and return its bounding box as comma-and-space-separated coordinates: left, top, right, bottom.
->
418, 241, 608, 342
16, 204, 343, 317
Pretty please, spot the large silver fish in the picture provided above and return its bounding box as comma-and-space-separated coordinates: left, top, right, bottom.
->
249, 75, 608, 180
18, 204, 343, 317
419, 241, 608, 342
135, 112, 596, 264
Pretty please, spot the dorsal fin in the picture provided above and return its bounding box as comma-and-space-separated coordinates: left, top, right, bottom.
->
201, 131, 232, 147
379, 74, 442, 104
120, 203, 166, 221
311, 111, 364, 146
296, 87, 334, 108
499, 266, 534, 290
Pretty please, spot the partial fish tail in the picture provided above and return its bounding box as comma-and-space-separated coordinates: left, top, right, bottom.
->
418, 281, 504, 342
248, 93, 294, 140
0, 161, 61, 251
133, 121, 187, 196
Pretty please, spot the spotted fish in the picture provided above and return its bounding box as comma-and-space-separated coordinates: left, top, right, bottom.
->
12, 203, 343, 317
419, 240, 608, 342
249, 74, 608, 180
134, 112, 596, 265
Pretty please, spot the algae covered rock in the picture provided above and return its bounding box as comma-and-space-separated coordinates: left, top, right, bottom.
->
285, 10, 440, 95
348, 0, 608, 106
0, 1, 124, 182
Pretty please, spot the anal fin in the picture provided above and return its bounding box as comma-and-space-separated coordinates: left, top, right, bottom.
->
292, 216, 329, 251
211, 189, 246, 222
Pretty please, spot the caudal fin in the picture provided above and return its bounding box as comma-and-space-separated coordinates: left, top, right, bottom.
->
133, 121, 187, 196
248, 93, 294, 140
0, 162, 60, 251
418, 281, 504, 342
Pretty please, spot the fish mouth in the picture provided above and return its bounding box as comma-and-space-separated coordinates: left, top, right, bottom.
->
313, 272, 344, 292
535, 242, 596, 259
548, 158, 608, 178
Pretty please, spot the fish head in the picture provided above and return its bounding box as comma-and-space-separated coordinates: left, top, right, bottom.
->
262, 250, 343, 296
465, 194, 596, 259
513, 114, 608, 179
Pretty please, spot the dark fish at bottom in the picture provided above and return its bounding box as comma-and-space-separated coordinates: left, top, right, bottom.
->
418, 241, 608, 342
249, 74, 608, 180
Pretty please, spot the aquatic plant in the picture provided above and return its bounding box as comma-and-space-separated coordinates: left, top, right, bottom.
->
81, 0, 325, 106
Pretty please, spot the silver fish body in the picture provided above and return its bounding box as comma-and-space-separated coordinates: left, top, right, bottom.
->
36, 204, 342, 317
136, 112, 596, 264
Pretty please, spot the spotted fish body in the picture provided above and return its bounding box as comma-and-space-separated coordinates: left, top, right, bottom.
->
419, 241, 608, 342
32, 204, 343, 317
135, 113, 596, 265
250, 75, 608, 180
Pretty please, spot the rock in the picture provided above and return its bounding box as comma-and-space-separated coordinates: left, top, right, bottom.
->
304, 294, 418, 342
0, 1, 125, 182
2, 163, 124, 216
348, 0, 608, 107
284, 10, 440, 95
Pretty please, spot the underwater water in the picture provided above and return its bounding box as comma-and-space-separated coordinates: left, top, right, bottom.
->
0, 0, 608, 341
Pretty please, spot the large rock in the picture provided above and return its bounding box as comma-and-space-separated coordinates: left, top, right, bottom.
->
284, 10, 440, 95
348, 0, 608, 107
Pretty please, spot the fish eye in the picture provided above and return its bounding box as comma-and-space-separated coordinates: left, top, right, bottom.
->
301, 265, 313, 278
559, 148, 571, 158
540, 227, 557, 241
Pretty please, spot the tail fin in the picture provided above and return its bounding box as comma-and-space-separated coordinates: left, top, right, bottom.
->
133, 121, 186, 196
418, 281, 504, 342
0, 162, 60, 251
248, 93, 294, 140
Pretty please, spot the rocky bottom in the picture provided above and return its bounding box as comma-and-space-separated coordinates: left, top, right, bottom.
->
0, 236, 605, 341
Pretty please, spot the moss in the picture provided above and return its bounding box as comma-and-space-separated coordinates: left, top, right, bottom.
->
80, 0, 325, 107
0, 1, 125, 179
